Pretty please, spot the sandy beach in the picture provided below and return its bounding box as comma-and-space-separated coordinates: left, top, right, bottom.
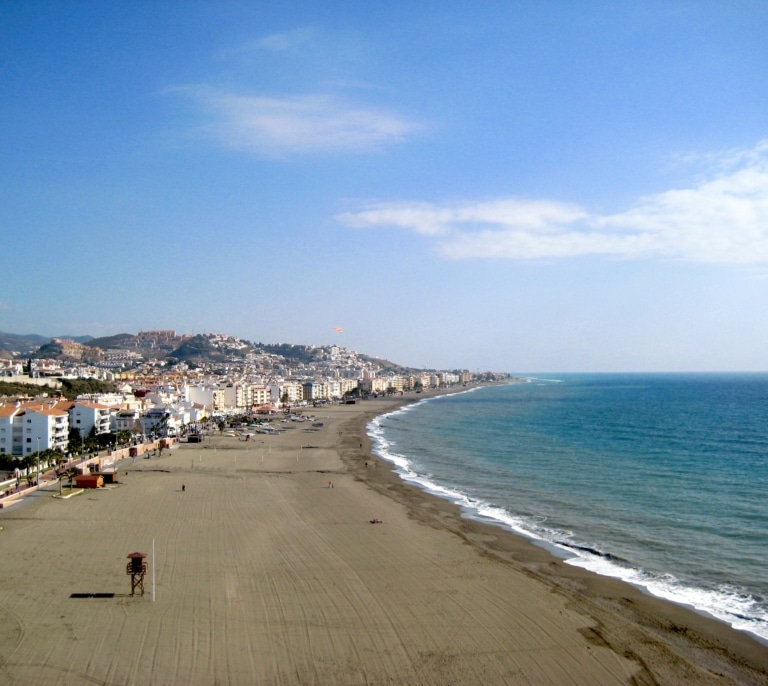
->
0, 395, 766, 685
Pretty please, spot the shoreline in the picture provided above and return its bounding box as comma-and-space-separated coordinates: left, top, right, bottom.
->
345, 388, 768, 682
0, 388, 765, 684
365, 384, 768, 647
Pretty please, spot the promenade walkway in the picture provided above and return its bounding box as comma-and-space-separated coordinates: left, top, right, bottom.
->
0, 439, 175, 507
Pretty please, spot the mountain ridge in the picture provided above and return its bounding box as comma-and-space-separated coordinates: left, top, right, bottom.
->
0, 330, 448, 375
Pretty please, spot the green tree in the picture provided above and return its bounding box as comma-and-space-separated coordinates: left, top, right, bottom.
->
82, 426, 99, 453
60, 378, 116, 400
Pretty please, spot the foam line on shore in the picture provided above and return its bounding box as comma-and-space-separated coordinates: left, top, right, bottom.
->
368, 390, 768, 644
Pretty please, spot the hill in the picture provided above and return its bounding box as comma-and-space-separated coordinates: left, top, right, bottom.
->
84, 333, 138, 349
0, 331, 52, 355
0, 332, 94, 356
0, 329, 471, 377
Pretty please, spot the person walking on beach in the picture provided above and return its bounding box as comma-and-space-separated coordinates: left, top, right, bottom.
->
182, 484, 185, 492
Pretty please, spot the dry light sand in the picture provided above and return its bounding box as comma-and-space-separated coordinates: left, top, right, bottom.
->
0, 395, 767, 685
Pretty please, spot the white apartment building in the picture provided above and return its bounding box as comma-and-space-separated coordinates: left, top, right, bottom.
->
66, 400, 112, 438
221, 382, 270, 410
0, 359, 24, 375
139, 408, 176, 437
0, 401, 69, 456
385, 375, 405, 393
79, 392, 143, 411
180, 402, 208, 423
439, 372, 460, 385
357, 378, 390, 395
186, 384, 226, 411
268, 380, 304, 406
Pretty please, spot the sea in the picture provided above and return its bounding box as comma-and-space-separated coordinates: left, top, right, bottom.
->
368, 373, 768, 643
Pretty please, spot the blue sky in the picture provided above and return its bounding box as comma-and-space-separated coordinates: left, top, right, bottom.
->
2, 2, 768, 372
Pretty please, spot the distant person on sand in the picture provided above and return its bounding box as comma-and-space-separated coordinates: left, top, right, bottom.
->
182, 484, 185, 492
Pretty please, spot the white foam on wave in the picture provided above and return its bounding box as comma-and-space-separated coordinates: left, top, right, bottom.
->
368, 405, 768, 644
370, 405, 554, 544
564, 553, 768, 641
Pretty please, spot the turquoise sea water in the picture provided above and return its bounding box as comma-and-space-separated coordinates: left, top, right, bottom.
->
368, 374, 768, 642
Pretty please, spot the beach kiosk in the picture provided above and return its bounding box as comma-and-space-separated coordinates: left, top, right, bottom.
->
76, 473, 103, 489
126, 552, 147, 597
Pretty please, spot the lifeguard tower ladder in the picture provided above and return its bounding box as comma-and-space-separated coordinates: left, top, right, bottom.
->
126, 552, 147, 596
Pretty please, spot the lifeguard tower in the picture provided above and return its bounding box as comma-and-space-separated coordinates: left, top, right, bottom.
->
126, 552, 147, 596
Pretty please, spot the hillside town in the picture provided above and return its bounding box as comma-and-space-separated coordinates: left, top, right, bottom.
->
0, 330, 508, 462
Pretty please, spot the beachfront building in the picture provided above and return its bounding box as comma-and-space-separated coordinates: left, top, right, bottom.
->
65, 400, 112, 438
113, 409, 141, 434
333, 379, 356, 399
302, 382, 326, 402
0, 401, 69, 456
139, 408, 175, 437
357, 378, 390, 395
385, 375, 405, 394
325, 380, 343, 400
182, 401, 208, 423
439, 372, 460, 386
217, 382, 271, 411
266, 380, 285, 407
221, 382, 245, 410
186, 384, 226, 411
410, 373, 436, 390
268, 380, 304, 407
248, 384, 271, 409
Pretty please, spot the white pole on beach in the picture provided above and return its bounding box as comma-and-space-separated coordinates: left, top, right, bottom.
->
152, 538, 155, 602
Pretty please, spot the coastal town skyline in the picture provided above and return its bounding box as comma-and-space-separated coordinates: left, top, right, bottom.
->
3, 3, 768, 372
0, 328, 502, 376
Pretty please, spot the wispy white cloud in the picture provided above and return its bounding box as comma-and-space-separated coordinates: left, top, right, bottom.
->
217, 29, 316, 59
255, 29, 315, 52
173, 86, 419, 157
340, 199, 588, 242
337, 142, 768, 264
